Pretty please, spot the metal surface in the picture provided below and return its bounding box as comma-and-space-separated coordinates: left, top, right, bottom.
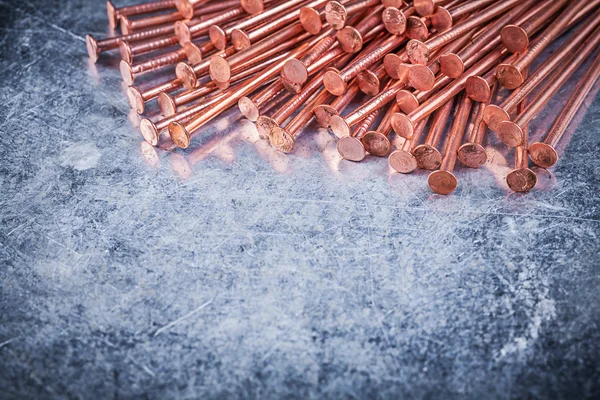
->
1, 1, 599, 398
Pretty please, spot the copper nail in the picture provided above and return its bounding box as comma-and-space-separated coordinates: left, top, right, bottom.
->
388, 114, 429, 174
406, 0, 523, 65
324, 33, 406, 95
271, 88, 333, 153
107, 0, 176, 30
337, 109, 380, 161
457, 84, 496, 169
256, 71, 324, 139
330, 79, 406, 138
336, 5, 384, 53
176, 47, 237, 90
238, 81, 286, 123
412, 97, 455, 170
120, 42, 203, 85
405, 16, 430, 41
324, 0, 375, 30
140, 90, 228, 146
313, 80, 361, 131
361, 102, 399, 157
86, 24, 175, 63
391, 45, 508, 140
484, 21, 600, 137
440, 0, 535, 79
428, 92, 472, 195
495, 0, 599, 90
529, 52, 600, 169
174, 0, 212, 19
500, 0, 568, 54
168, 42, 311, 148
162, 53, 286, 116
210, 23, 309, 84
175, 7, 246, 46
357, 64, 388, 96
128, 77, 182, 114
280, 28, 337, 92
382, 6, 408, 36
120, 10, 184, 35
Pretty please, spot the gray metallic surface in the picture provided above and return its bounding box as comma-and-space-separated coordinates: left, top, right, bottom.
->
1, 1, 599, 398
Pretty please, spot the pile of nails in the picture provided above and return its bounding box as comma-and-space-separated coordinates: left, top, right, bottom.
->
87, 0, 600, 195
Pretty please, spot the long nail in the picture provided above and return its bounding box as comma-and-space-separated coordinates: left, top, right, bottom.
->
440, 0, 535, 78
391, 45, 508, 140
457, 84, 496, 168
406, 0, 523, 65
388, 115, 429, 173
496, 0, 600, 89
107, 0, 176, 29
337, 109, 380, 161
336, 5, 384, 53
120, 42, 202, 85
271, 88, 333, 153
168, 42, 311, 148
86, 24, 174, 63
484, 21, 600, 138
428, 92, 472, 195
256, 71, 325, 139
412, 97, 454, 170
529, 51, 600, 169
324, 33, 406, 95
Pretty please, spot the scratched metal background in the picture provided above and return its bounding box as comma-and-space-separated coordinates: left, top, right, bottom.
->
1, 0, 599, 399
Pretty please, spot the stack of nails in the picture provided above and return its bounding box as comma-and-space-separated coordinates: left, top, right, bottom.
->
87, 0, 600, 195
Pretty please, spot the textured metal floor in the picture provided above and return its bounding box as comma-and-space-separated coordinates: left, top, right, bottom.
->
1, 1, 599, 398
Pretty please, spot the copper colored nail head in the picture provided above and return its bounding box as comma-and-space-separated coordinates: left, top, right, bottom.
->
270, 127, 296, 153
495, 120, 523, 148
209, 25, 227, 50
127, 86, 146, 114
406, 16, 429, 41
430, 6, 453, 32
457, 143, 487, 169
231, 29, 251, 51
256, 116, 279, 140
86, 35, 100, 63
175, 0, 195, 19
329, 114, 351, 138
357, 69, 380, 96
528, 142, 559, 169
501, 24, 529, 54
506, 168, 537, 192
382, 7, 407, 35
337, 136, 366, 162
209, 55, 231, 83
238, 96, 260, 122
119, 60, 135, 85
406, 39, 430, 65
241, 0, 264, 14
496, 63, 524, 90
325, 1, 347, 30
390, 112, 414, 139
299, 6, 323, 35
107, 1, 119, 30
168, 121, 191, 149
313, 104, 339, 128
428, 170, 458, 195
412, 144, 442, 170
362, 131, 391, 157
281, 59, 309, 90
158, 92, 177, 116
408, 64, 434, 91
465, 76, 491, 103
140, 118, 160, 146
388, 149, 418, 174
395, 90, 419, 114
414, 0, 436, 17
482, 105, 510, 132
323, 69, 347, 96
176, 62, 197, 89
439, 53, 464, 79
337, 27, 363, 53
119, 40, 133, 63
